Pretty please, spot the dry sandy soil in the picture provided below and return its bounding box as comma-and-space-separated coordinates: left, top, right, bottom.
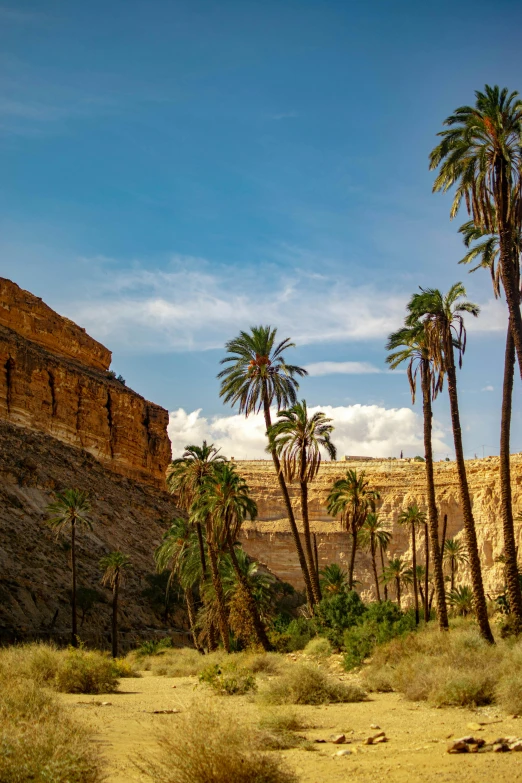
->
60, 671, 522, 783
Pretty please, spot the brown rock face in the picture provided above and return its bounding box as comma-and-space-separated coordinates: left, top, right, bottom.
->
0, 278, 111, 371
238, 458, 522, 599
0, 278, 171, 488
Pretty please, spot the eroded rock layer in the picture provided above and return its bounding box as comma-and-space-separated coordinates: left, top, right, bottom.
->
238, 457, 522, 599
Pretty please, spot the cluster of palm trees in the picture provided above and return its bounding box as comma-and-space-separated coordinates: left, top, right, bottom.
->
46, 489, 131, 656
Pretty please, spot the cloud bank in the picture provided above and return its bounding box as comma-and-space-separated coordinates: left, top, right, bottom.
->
168, 403, 449, 460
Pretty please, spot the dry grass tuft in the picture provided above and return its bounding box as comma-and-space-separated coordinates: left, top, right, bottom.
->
303, 637, 332, 660
256, 710, 312, 750
260, 663, 366, 705
141, 698, 297, 783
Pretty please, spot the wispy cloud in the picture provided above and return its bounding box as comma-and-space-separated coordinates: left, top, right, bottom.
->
304, 361, 384, 376
482, 385, 494, 392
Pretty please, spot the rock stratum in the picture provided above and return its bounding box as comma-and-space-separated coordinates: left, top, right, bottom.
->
239, 457, 522, 600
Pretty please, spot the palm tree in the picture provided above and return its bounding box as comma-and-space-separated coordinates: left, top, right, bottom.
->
397, 505, 426, 624
378, 527, 391, 601
359, 512, 391, 602
443, 538, 469, 593
218, 326, 314, 605
327, 469, 380, 589
319, 563, 348, 595
459, 220, 522, 627
99, 551, 132, 658
448, 585, 474, 617
46, 489, 93, 647
407, 284, 494, 643
166, 441, 226, 576
268, 400, 336, 604
386, 321, 448, 629
382, 556, 412, 610
155, 517, 203, 651
196, 461, 271, 650
430, 85, 522, 374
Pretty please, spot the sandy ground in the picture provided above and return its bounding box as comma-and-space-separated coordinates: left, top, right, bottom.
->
60, 671, 522, 783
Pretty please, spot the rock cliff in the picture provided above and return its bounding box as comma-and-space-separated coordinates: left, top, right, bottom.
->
0, 278, 171, 488
239, 457, 522, 600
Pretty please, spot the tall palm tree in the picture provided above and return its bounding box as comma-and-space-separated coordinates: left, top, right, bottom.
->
382, 556, 412, 610
268, 400, 336, 604
326, 469, 380, 589
155, 517, 203, 651
397, 505, 426, 625
218, 326, 313, 605
319, 563, 349, 595
459, 220, 522, 627
443, 538, 469, 592
408, 284, 494, 643
386, 321, 448, 629
430, 85, 522, 373
196, 461, 271, 651
99, 551, 132, 658
359, 512, 391, 602
166, 441, 226, 576
46, 489, 92, 647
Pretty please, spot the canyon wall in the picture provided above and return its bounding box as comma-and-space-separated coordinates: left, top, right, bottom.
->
0, 278, 171, 488
238, 457, 522, 599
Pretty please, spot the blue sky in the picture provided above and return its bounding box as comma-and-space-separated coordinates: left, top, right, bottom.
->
2, 0, 521, 458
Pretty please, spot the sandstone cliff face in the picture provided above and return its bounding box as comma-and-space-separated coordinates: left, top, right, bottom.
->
0, 421, 185, 648
0, 279, 171, 488
238, 457, 522, 600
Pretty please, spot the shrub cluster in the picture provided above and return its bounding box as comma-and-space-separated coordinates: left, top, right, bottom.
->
199, 662, 257, 695
261, 663, 365, 705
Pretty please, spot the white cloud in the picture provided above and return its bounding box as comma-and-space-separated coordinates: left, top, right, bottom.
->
167, 404, 449, 460
305, 361, 383, 376
482, 385, 494, 392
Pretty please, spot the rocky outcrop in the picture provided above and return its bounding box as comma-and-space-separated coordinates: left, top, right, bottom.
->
238, 457, 522, 600
0, 421, 184, 648
0, 278, 171, 488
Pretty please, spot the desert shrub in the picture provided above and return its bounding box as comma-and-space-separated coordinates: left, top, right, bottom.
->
256, 710, 310, 750
304, 636, 332, 659
314, 590, 366, 648
112, 657, 141, 678
496, 673, 522, 714
268, 616, 316, 652
199, 662, 257, 695
54, 648, 119, 694
142, 698, 297, 783
0, 678, 103, 783
343, 602, 416, 669
261, 663, 365, 705
240, 652, 284, 675
0, 642, 62, 685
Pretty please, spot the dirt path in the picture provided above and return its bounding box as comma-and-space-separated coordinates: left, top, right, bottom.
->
60, 672, 522, 782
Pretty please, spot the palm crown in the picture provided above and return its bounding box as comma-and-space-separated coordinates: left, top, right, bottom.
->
47, 489, 92, 533
100, 551, 132, 589
268, 400, 337, 483
397, 504, 427, 530
218, 325, 307, 416
386, 319, 443, 403
327, 469, 380, 528
166, 441, 226, 508
193, 461, 257, 547
358, 511, 391, 552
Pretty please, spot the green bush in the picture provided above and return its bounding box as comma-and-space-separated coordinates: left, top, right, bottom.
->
343, 602, 416, 670
268, 617, 316, 652
135, 637, 174, 657
199, 663, 257, 695
304, 637, 332, 659
314, 590, 366, 648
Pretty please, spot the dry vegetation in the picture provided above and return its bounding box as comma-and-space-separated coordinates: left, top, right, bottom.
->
363, 620, 522, 711
260, 662, 366, 705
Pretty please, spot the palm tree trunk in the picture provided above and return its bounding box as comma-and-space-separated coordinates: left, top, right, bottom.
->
499, 225, 522, 380
411, 523, 419, 625
445, 338, 494, 644
396, 577, 401, 609
207, 620, 218, 652
300, 478, 322, 603
441, 514, 448, 551
423, 521, 429, 621
184, 587, 201, 652
225, 533, 271, 651
500, 320, 522, 626
195, 521, 207, 577
421, 361, 448, 629
371, 537, 381, 601
71, 520, 78, 647
348, 528, 358, 589
450, 560, 455, 592
111, 579, 119, 658
207, 544, 230, 652
380, 546, 388, 601
263, 398, 314, 606
313, 534, 320, 591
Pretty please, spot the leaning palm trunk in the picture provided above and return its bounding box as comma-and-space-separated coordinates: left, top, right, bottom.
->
300, 478, 322, 603
225, 533, 271, 651
444, 338, 494, 643
370, 537, 381, 601
421, 361, 448, 628
184, 587, 201, 652
411, 523, 419, 625
207, 544, 230, 652
500, 320, 522, 625
348, 527, 358, 590
262, 398, 314, 606
380, 546, 388, 601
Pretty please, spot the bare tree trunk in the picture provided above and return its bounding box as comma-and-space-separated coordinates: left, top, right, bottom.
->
421, 361, 448, 629
207, 544, 230, 652
263, 399, 314, 606
226, 533, 271, 651
411, 523, 419, 625
500, 320, 522, 626
71, 520, 78, 647
445, 339, 494, 644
